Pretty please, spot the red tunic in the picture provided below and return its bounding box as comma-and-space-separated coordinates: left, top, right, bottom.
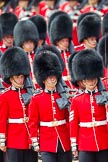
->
38, 1, 47, 17
75, 43, 85, 51
0, 87, 30, 149
28, 90, 71, 152
14, 6, 36, 19
61, 50, 74, 89
101, 68, 108, 91
70, 91, 108, 151
80, 5, 104, 17
38, 0, 58, 22
0, 42, 8, 54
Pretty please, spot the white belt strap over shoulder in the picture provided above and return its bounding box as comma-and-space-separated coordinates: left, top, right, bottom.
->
40, 119, 66, 127
79, 120, 107, 128
62, 75, 71, 81
8, 118, 28, 124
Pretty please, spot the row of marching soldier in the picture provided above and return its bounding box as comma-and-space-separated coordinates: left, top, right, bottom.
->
0, 1, 108, 162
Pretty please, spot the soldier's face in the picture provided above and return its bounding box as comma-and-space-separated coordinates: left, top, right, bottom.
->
82, 78, 98, 91
38, 39, 44, 47
68, 0, 78, 7
43, 76, 57, 90
18, 0, 28, 8
10, 75, 25, 89
56, 38, 69, 50
45, 0, 55, 7
88, 0, 99, 5
22, 40, 35, 53
84, 37, 97, 49
3, 35, 14, 47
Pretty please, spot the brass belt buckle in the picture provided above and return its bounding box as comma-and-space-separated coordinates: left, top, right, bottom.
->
91, 122, 96, 127
52, 121, 58, 127
23, 117, 28, 123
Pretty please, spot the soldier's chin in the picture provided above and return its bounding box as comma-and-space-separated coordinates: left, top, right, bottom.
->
13, 81, 24, 89
52, 81, 57, 85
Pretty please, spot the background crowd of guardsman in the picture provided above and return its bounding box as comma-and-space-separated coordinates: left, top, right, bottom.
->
0, 0, 108, 85
0, 0, 108, 162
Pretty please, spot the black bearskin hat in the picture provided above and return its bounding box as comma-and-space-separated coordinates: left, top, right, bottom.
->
78, 14, 101, 43
50, 13, 73, 45
48, 10, 67, 35
102, 13, 108, 36
68, 52, 79, 87
97, 34, 108, 67
33, 50, 62, 89
77, 11, 100, 27
72, 49, 104, 81
14, 20, 39, 48
0, 47, 31, 84
29, 15, 47, 41
0, 12, 18, 37
36, 44, 65, 72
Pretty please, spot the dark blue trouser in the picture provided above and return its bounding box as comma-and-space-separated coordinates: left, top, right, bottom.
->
0, 150, 5, 162
41, 140, 72, 162
5, 148, 38, 162
79, 149, 108, 162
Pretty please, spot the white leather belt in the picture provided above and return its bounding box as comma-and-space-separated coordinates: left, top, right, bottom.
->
79, 120, 107, 128
8, 117, 28, 123
40, 119, 66, 127
62, 75, 71, 81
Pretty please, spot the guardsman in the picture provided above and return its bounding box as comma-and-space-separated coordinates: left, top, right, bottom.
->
47, 10, 68, 45
29, 14, 47, 48
36, 44, 72, 109
59, 0, 81, 20
14, 0, 36, 20
80, 0, 104, 16
69, 49, 108, 162
0, 46, 38, 162
75, 13, 101, 51
13, 20, 39, 87
0, 13, 18, 54
38, 0, 61, 21
49, 13, 74, 89
59, 0, 82, 41
73, 11, 99, 47
0, 12, 18, 54
28, 49, 72, 162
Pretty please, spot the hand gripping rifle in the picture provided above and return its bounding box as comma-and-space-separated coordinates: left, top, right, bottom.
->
95, 78, 108, 105
95, 78, 108, 123
21, 76, 41, 105
56, 78, 77, 110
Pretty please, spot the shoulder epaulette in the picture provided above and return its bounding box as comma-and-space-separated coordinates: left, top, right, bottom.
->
1, 87, 11, 94
33, 88, 43, 96
73, 91, 84, 98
